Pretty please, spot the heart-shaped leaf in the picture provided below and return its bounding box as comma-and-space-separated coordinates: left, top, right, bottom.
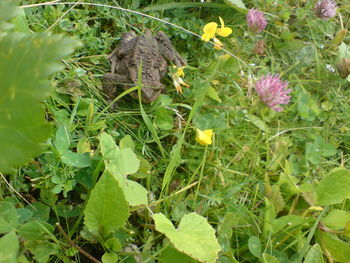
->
153, 212, 221, 263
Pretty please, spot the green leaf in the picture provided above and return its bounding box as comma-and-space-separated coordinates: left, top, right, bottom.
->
104, 237, 122, 252
119, 135, 135, 151
154, 107, 174, 130
321, 209, 350, 230
207, 87, 222, 103
262, 253, 280, 263
100, 132, 147, 206
28, 202, 50, 222
0, 202, 17, 233
0, 0, 20, 33
316, 168, 350, 205
305, 142, 321, 165
0, 33, 80, 173
0, 232, 19, 263
297, 89, 320, 122
248, 236, 262, 258
84, 172, 129, 236
18, 221, 53, 240
11, 9, 29, 33
102, 253, 118, 263
246, 114, 269, 133
318, 230, 350, 262
304, 244, 325, 263
54, 126, 70, 154
122, 179, 148, 207
61, 150, 91, 168
25, 240, 58, 263
159, 246, 197, 263
153, 212, 221, 263
271, 215, 305, 234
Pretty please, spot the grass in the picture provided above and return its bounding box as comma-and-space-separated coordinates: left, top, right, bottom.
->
1, 0, 350, 262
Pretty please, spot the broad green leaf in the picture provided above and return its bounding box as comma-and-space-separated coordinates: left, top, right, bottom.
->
159, 246, 197, 263
0, 232, 19, 263
18, 221, 53, 240
102, 253, 118, 263
321, 210, 350, 230
100, 132, 147, 206
0, 0, 20, 33
316, 167, 350, 205
271, 215, 305, 234
100, 133, 140, 176
207, 87, 222, 103
28, 202, 50, 222
11, 8, 29, 33
61, 150, 91, 168
104, 237, 122, 252
0, 33, 80, 173
297, 89, 319, 122
305, 142, 321, 165
122, 179, 148, 207
246, 114, 269, 133
248, 236, 262, 258
318, 230, 350, 262
262, 253, 280, 263
25, 240, 58, 263
0, 201, 17, 233
84, 172, 129, 236
16, 207, 33, 224
154, 107, 174, 130
54, 126, 70, 154
119, 135, 135, 151
153, 212, 221, 263
304, 244, 325, 263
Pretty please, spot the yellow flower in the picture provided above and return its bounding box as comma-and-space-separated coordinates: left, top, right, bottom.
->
213, 37, 223, 50
201, 22, 218, 42
308, 206, 323, 211
216, 17, 232, 37
195, 128, 213, 146
172, 66, 189, 94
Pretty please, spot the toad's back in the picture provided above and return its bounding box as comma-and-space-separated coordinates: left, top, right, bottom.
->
126, 30, 167, 88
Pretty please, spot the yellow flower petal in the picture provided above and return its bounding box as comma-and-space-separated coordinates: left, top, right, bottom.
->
201, 33, 211, 42
216, 16, 232, 37
202, 22, 218, 40
173, 79, 183, 94
213, 37, 223, 50
219, 17, 225, 28
308, 206, 323, 211
216, 27, 232, 37
195, 128, 213, 146
175, 66, 185, 77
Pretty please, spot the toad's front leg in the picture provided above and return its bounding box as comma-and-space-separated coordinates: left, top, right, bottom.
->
102, 73, 130, 105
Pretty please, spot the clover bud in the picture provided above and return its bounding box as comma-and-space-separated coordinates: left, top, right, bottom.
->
246, 9, 267, 34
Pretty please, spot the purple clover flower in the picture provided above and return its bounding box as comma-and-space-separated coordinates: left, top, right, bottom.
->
314, 0, 337, 20
246, 9, 268, 34
255, 74, 292, 112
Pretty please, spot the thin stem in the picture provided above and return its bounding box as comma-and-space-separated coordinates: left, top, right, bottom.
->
20, 1, 246, 65
56, 223, 101, 263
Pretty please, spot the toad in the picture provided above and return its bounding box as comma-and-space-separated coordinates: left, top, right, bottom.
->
102, 29, 186, 104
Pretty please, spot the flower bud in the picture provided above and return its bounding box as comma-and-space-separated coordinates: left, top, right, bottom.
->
246, 9, 268, 34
